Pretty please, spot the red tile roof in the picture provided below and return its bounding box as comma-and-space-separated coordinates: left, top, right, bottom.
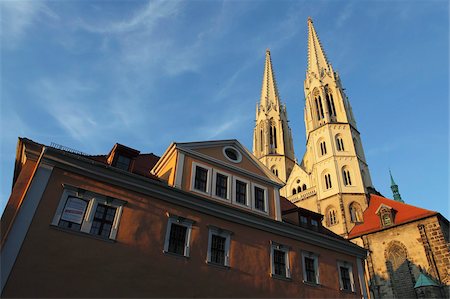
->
348, 194, 437, 238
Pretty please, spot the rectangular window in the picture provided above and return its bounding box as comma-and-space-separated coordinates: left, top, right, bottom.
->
52, 186, 125, 240
215, 173, 228, 199
271, 243, 290, 279
337, 261, 355, 292
115, 155, 131, 171
207, 226, 231, 267
168, 223, 187, 255
89, 204, 117, 239
255, 187, 265, 211
164, 216, 194, 257
235, 180, 247, 205
194, 166, 208, 192
300, 215, 308, 226
302, 252, 319, 284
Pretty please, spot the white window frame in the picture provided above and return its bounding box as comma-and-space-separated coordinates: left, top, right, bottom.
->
211, 169, 231, 202
337, 261, 355, 292
163, 214, 194, 257
206, 226, 232, 267
270, 242, 291, 279
190, 161, 212, 196
52, 186, 125, 240
302, 252, 320, 284
232, 176, 251, 209
252, 182, 269, 215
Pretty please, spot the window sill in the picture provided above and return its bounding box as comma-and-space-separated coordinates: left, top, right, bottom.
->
206, 261, 230, 270
303, 280, 321, 287
163, 250, 189, 259
339, 288, 355, 294
270, 274, 292, 282
49, 224, 116, 243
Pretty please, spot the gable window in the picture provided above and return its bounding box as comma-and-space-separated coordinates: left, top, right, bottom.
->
342, 168, 352, 186
297, 186, 302, 193
381, 211, 392, 227
337, 261, 355, 292
207, 226, 231, 267
194, 166, 208, 192
324, 173, 332, 189
252, 183, 268, 214
233, 178, 249, 206
223, 146, 242, 163
115, 154, 132, 171
302, 252, 319, 284
292, 188, 297, 195
302, 184, 307, 191
212, 170, 230, 201
191, 162, 212, 195
271, 243, 290, 279
52, 186, 125, 240
164, 215, 194, 257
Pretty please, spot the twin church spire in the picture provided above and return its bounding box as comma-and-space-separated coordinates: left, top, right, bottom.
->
307, 17, 331, 78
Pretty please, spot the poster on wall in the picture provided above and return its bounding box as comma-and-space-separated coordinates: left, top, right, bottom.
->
61, 196, 87, 224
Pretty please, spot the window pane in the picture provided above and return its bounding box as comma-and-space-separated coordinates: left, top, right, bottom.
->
255, 187, 265, 211
340, 266, 351, 290
168, 223, 187, 255
236, 180, 247, 205
210, 234, 226, 265
116, 155, 131, 170
273, 249, 286, 277
194, 166, 208, 192
215, 173, 228, 199
305, 257, 316, 283
89, 204, 116, 238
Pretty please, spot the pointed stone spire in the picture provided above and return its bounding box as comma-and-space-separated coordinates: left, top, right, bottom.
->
260, 49, 280, 109
389, 169, 404, 202
307, 17, 331, 77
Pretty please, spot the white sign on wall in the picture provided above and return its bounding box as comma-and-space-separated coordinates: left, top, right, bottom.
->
61, 197, 87, 224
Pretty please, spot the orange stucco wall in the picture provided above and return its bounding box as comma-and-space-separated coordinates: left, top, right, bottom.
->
3, 167, 363, 298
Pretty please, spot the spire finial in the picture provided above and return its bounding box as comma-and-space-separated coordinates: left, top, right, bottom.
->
307, 18, 331, 76
389, 169, 404, 202
259, 49, 280, 109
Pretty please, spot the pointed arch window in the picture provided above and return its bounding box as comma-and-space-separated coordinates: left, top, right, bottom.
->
336, 135, 345, 151
324, 173, 332, 189
326, 207, 338, 226
342, 167, 352, 186
318, 96, 325, 119
325, 87, 337, 117
349, 202, 362, 223
320, 141, 327, 156
297, 186, 302, 193
260, 129, 263, 152
302, 184, 307, 191
292, 188, 297, 195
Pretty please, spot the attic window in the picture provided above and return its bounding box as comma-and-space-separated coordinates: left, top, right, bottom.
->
115, 155, 131, 171
223, 146, 242, 163
379, 208, 394, 227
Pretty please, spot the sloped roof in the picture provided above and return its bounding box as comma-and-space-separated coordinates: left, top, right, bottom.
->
348, 194, 437, 238
414, 272, 440, 288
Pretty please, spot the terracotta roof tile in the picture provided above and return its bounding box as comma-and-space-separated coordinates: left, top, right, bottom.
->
348, 194, 437, 238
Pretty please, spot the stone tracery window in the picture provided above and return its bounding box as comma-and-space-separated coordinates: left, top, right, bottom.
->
326, 206, 338, 226
349, 202, 362, 223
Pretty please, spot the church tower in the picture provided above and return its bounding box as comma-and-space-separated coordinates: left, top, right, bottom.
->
253, 50, 296, 183
283, 18, 375, 237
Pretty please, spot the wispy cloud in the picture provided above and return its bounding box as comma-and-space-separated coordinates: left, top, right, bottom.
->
0, 1, 58, 48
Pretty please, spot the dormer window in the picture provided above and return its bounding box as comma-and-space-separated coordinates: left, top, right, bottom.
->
376, 205, 395, 228
115, 155, 131, 171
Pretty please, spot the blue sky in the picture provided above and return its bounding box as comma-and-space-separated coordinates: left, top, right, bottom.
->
1, 0, 448, 216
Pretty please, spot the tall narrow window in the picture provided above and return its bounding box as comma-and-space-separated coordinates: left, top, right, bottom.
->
164, 216, 194, 257
302, 184, 307, 191
254, 186, 266, 212
302, 253, 319, 284
194, 166, 208, 192
273, 127, 277, 148
330, 93, 336, 116
343, 168, 352, 186
320, 141, 327, 156
336, 136, 345, 151
260, 129, 263, 152
318, 96, 325, 119
327, 207, 338, 226
215, 173, 228, 199
297, 186, 302, 193
271, 243, 290, 279
325, 173, 332, 189
337, 262, 355, 292
349, 202, 362, 223
315, 98, 321, 120
326, 93, 333, 117
292, 188, 297, 195
207, 227, 231, 267
235, 180, 247, 205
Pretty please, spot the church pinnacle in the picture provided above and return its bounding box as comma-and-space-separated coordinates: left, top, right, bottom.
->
260, 49, 281, 109
307, 17, 331, 77
390, 170, 404, 202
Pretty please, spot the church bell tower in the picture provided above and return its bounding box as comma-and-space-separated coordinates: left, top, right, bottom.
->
253, 50, 296, 183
